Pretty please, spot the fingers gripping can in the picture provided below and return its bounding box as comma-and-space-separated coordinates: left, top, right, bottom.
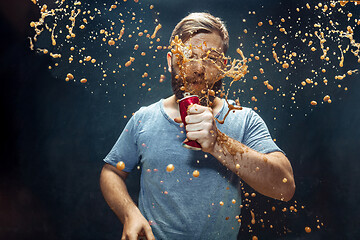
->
179, 94, 202, 151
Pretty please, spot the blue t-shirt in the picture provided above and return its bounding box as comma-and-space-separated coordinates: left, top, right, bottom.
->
104, 99, 283, 240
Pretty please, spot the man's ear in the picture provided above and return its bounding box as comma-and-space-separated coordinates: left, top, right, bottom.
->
167, 52, 172, 72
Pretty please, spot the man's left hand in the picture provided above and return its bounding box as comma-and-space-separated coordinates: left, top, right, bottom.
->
184, 104, 217, 153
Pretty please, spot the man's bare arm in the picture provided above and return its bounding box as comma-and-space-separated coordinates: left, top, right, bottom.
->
209, 132, 295, 201
183, 104, 295, 202
100, 163, 155, 240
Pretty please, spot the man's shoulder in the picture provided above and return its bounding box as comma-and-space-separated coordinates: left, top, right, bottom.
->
220, 100, 259, 130
225, 99, 253, 115
134, 99, 162, 118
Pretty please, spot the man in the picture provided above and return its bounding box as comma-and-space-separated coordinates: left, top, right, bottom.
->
100, 12, 295, 240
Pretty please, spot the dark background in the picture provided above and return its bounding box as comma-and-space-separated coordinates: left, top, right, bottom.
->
1, 0, 359, 239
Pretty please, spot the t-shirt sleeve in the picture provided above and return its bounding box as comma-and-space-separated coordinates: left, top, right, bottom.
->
103, 115, 140, 172
243, 110, 285, 154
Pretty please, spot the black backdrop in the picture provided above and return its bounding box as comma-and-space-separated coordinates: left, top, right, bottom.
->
1, 0, 360, 239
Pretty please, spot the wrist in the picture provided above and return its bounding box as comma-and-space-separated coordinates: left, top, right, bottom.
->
122, 205, 141, 223
206, 131, 221, 156
207, 140, 220, 157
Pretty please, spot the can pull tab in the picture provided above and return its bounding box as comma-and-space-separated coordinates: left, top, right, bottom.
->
183, 92, 191, 97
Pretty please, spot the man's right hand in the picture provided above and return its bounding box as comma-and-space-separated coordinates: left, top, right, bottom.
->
100, 164, 156, 240
121, 212, 155, 240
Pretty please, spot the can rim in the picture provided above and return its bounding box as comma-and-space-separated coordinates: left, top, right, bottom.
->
179, 95, 199, 102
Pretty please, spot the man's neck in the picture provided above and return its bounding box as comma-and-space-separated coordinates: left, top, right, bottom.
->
163, 95, 223, 120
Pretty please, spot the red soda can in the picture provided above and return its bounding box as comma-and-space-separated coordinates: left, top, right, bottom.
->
178, 94, 202, 151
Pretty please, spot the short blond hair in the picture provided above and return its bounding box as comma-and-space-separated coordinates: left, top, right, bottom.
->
170, 12, 229, 53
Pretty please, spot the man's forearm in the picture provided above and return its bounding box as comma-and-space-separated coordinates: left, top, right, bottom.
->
210, 130, 295, 201
100, 164, 141, 223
